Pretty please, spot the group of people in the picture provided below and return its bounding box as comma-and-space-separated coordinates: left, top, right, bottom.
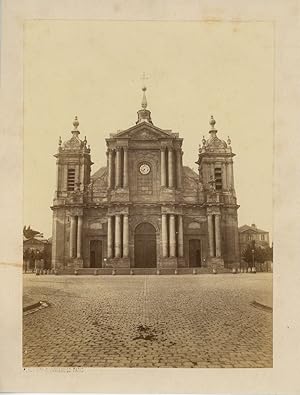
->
23, 249, 50, 273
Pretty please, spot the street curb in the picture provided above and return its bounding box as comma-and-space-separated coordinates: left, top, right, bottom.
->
251, 300, 272, 312
23, 301, 49, 313
23, 301, 42, 312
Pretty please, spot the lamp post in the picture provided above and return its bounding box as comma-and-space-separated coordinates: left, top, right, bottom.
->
251, 249, 255, 271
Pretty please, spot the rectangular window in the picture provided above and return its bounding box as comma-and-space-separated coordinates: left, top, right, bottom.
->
214, 167, 222, 190
261, 234, 265, 241
67, 168, 76, 191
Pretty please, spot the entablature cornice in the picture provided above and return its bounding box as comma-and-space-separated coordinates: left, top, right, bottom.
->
51, 201, 211, 212
204, 202, 224, 209
206, 207, 222, 216
197, 151, 235, 161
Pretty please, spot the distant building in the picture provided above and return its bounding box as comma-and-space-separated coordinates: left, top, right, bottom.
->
23, 235, 52, 269
238, 224, 270, 254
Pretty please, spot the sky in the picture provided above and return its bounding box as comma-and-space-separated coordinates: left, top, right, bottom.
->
24, 21, 273, 239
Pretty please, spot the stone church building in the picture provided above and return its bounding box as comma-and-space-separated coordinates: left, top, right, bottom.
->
51, 88, 240, 271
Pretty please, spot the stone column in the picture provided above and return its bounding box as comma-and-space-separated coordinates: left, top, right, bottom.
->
56, 162, 60, 192
63, 167, 68, 191
168, 148, 174, 188
107, 149, 113, 189
51, 214, 58, 268
160, 148, 167, 187
75, 164, 80, 187
229, 162, 234, 189
227, 160, 233, 189
161, 214, 168, 258
115, 214, 121, 258
210, 163, 215, 179
115, 147, 121, 188
207, 214, 215, 257
204, 163, 210, 186
69, 216, 77, 258
222, 163, 227, 190
176, 149, 182, 189
215, 214, 222, 257
80, 162, 85, 191
107, 216, 113, 258
178, 215, 184, 257
123, 147, 128, 188
169, 214, 176, 257
76, 216, 83, 258
123, 214, 129, 258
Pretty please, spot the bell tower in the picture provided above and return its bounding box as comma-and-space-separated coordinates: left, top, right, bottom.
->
54, 116, 93, 200
196, 116, 240, 269
51, 117, 93, 269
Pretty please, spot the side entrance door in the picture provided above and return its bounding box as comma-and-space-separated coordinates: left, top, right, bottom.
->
90, 240, 102, 268
189, 239, 201, 267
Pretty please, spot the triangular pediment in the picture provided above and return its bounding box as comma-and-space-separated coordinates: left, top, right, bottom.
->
112, 122, 173, 140
240, 227, 267, 234
24, 237, 45, 245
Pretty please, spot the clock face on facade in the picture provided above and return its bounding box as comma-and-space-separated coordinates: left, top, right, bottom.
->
139, 163, 151, 175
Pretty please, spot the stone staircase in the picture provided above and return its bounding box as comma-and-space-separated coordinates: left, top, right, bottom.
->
53, 267, 233, 276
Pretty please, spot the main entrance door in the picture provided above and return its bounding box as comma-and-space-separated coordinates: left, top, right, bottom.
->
189, 239, 201, 267
90, 240, 102, 268
134, 223, 156, 268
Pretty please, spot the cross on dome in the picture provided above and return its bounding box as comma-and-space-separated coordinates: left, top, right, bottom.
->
141, 72, 149, 84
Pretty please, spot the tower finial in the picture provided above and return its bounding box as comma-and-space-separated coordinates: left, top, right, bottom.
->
209, 115, 217, 136
73, 116, 79, 130
137, 74, 153, 124
141, 86, 147, 109
210, 115, 216, 130
72, 116, 80, 136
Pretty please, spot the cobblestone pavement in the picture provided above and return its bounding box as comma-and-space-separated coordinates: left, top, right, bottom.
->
23, 273, 272, 368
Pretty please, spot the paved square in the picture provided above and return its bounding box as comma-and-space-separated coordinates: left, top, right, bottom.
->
23, 273, 272, 368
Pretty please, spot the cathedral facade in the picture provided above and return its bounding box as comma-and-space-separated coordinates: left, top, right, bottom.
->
51, 89, 240, 271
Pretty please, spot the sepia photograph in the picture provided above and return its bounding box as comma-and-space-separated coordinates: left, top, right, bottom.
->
21, 20, 274, 369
